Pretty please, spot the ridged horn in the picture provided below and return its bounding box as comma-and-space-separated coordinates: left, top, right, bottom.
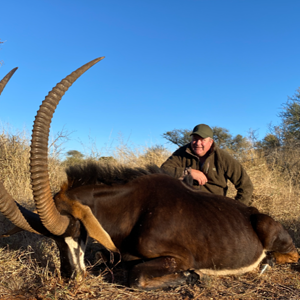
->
0, 67, 18, 96
30, 57, 105, 236
0, 181, 39, 234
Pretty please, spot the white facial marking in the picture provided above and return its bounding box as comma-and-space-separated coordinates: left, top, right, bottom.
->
64, 236, 86, 274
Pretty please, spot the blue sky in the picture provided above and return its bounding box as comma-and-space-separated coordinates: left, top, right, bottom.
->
1, 0, 300, 157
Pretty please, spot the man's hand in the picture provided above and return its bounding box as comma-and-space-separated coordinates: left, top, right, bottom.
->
189, 169, 208, 185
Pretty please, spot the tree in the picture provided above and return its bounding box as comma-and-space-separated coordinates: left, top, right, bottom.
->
229, 134, 251, 153
278, 87, 300, 143
258, 87, 300, 149
98, 156, 116, 164
257, 88, 300, 185
63, 150, 85, 166
162, 126, 249, 152
162, 129, 191, 147
262, 132, 281, 148
66, 150, 84, 158
212, 127, 232, 149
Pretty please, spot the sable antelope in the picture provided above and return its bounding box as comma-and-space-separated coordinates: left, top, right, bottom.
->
0, 58, 298, 290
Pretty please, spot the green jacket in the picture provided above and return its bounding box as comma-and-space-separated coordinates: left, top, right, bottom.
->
161, 143, 253, 206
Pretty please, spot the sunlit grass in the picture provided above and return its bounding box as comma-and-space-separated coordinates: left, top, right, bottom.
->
0, 127, 299, 299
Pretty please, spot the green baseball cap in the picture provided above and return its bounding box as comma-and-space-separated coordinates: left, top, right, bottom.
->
190, 124, 213, 139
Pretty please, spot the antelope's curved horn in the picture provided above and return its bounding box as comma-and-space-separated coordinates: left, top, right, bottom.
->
0, 181, 39, 234
0, 67, 18, 96
30, 57, 105, 236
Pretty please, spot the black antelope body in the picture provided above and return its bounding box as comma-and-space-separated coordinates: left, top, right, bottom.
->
0, 59, 298, 290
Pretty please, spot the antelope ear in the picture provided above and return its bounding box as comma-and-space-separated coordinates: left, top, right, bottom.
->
69, 201, 118, 253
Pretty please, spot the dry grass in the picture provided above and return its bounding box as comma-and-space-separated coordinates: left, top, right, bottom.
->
227, 149, 300, 247
0, 243, 299, 299
0, 131, 300, 299
0, 126, 66, 207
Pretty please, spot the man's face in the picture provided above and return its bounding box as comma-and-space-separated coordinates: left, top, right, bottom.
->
191, 135, 213, 157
